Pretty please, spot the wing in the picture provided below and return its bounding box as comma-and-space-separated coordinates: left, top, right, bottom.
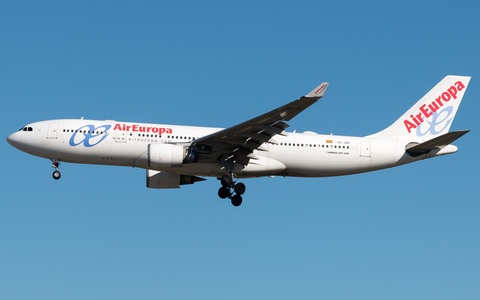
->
192, 82, 329, 165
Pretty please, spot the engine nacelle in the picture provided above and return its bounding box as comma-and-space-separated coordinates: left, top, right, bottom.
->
146, 169, 205, 189
148, 143, 197, 168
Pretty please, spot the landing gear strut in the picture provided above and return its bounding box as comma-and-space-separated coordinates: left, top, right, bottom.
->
51, 159, 61, 180
218, 172, 246, 206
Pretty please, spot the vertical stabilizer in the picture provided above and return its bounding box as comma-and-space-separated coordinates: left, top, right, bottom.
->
369, 76, 471, 140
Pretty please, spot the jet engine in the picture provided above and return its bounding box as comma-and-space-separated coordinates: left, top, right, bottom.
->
146, 169, 205, 189
148, 143, 197, 168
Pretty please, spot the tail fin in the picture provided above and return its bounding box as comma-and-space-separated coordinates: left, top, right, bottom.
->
369, 75, 471, 140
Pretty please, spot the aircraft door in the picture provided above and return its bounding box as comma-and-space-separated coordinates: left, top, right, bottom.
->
360, 141, 371, 157
115, 130, 127, 143
47, 123, 59, 139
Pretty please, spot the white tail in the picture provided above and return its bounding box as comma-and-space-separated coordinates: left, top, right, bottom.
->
369, 75, 471, 140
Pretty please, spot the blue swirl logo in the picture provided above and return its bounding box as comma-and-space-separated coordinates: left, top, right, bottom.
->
416, 106, 453, 137
69, 125, 111, 147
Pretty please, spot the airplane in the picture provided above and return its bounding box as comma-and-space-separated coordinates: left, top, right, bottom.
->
7, 75, 471, 206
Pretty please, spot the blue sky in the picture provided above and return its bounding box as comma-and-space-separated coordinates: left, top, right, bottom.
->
1, 1, 480, 299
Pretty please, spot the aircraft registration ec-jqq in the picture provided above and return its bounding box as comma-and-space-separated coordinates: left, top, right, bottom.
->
7, 76, 471, 206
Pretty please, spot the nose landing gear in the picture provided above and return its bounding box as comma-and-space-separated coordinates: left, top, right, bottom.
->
218, 173, 246, 206
51, 159, 61, 180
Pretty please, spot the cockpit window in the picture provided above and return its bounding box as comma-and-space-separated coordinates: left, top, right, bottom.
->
19, 127, 33, 132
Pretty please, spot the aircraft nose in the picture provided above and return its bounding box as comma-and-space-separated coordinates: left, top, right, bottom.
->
7, 132, 18, 148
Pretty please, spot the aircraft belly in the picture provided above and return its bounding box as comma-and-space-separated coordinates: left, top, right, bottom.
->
148, 156, 286, 178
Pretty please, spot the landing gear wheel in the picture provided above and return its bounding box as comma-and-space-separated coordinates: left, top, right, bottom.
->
221, 174, 233, 187
218, 187, 231, 199
234, 182, 246, 195
53, 170, 61, 180
219, 171, 245, 206
231, 194, 243, 207
51, 159, 61, 180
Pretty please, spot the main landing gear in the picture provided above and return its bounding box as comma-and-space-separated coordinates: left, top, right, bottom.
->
218, 172, 246, 207
51, 159, 61, 180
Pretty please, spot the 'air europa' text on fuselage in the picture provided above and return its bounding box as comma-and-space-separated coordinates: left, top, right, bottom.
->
113, 123, 173, 134
403, 81, 466, 133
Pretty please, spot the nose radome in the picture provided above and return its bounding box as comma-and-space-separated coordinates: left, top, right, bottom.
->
6, 132, 19, 149
7, 132, 15, 146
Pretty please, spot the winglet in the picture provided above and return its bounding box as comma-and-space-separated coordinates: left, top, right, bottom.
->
306, 82, 329, 98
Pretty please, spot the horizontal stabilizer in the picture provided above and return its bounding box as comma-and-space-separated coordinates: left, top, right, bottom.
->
406, 130, 469, 156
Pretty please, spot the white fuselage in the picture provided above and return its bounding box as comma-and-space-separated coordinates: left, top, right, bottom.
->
7, 119, 440, 179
